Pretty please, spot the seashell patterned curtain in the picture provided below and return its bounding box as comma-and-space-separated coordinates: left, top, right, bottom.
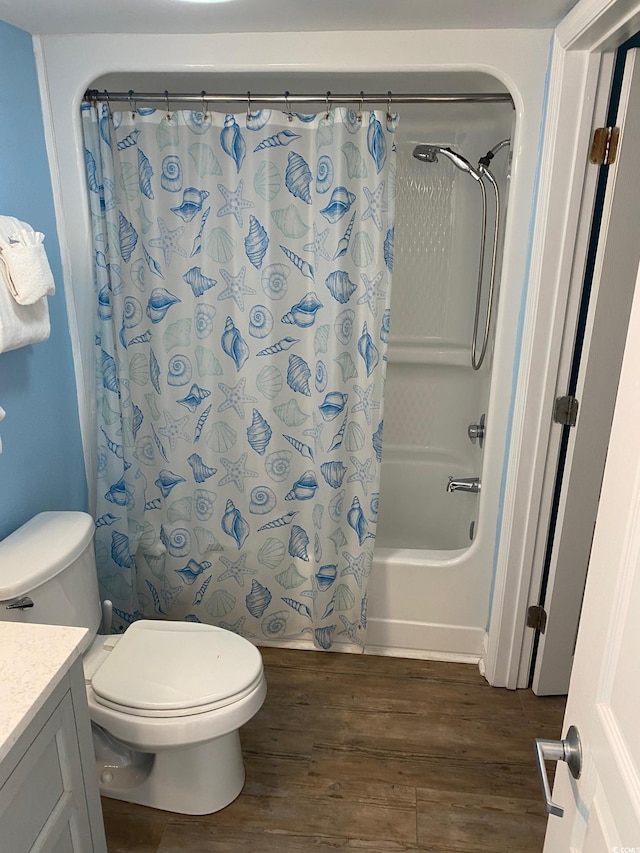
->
82, 101, 396, 650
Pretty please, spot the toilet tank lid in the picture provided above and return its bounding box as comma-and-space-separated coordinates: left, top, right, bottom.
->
0, 512, 95, 601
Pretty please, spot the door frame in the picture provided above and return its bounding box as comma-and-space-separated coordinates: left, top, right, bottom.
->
485, 0, 640, 688
531, 42, 640, 695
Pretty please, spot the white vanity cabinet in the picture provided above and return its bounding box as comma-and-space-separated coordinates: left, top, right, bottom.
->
0, 624, 107, 853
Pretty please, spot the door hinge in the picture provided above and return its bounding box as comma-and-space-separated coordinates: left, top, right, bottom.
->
553, 395, 579, 427
589, 126, 619, 165
527, 604, 548, 633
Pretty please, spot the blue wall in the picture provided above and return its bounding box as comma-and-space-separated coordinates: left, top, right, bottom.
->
0, 20, 86, 538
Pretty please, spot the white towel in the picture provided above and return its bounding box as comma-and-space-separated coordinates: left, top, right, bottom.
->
0, 216, 55, 305
0, 274, 50, 353
0, 216, 52, 353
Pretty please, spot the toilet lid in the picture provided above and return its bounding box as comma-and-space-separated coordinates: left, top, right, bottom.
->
91, 620, 263, 714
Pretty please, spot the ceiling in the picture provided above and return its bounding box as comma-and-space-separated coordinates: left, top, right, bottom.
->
0, 0, 580, 36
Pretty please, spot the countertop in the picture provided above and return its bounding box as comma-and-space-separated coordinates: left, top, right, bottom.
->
0, 622, 88, 763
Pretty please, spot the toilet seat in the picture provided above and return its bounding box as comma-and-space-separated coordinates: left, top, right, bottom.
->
91, 620, 264, 718
87, 671, 267, 752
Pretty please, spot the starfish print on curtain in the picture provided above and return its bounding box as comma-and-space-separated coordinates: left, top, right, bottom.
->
83, 101, 397, 650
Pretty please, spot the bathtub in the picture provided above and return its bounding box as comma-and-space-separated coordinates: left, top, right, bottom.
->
365, 446, 487, 662
358, 116, 511, 663
375, 447, 476, 551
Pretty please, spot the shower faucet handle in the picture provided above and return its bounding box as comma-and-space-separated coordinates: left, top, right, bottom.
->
468, 414, 486, 447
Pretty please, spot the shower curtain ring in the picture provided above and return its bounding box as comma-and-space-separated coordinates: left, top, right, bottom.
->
201, 90, 209, 119
358, 90, 364, 122
103, 89, 112, 120
164, 90, 171, 121
128, 89, 137, 120
246, 90, 252, 122
284, 90, 293, 121
325, 90, 332, 120
386, 90, 393, 122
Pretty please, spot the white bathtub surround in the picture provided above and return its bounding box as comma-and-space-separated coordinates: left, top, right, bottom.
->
366, 98, 511, 661
35, 29, 550, 663
376, 448, 476, 551
367, 546, 486, 661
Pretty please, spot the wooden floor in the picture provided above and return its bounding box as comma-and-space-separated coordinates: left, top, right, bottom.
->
102, 647, 566, 853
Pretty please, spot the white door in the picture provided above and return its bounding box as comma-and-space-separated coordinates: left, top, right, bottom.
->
533, 48, 640, 695
541, 252, 640, 849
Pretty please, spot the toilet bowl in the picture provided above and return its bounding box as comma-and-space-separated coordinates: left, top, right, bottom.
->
0, 512, 267, 815
85, 619, 267, 814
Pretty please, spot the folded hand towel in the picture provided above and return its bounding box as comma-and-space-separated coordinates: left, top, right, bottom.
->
0, 262, 50, 353
0, 216, 55, 306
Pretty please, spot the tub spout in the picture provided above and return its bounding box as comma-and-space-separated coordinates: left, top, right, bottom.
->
447, 476, 481, 494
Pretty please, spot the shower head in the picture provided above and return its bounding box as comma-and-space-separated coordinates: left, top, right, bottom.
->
412, 144, 483, 182
412, 144, 440, 163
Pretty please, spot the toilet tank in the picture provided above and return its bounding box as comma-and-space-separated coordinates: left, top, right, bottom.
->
0, 512, 102, 645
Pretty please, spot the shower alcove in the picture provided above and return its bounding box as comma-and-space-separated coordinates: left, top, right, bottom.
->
70, 65, 516, 661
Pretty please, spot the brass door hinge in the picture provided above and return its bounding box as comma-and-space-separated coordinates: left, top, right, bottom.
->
589, 126, 619, 166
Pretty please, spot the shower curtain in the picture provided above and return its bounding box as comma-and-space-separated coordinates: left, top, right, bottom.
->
83, 100, 396, 650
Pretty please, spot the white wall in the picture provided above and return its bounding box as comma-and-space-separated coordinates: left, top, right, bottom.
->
35, 28, 551, 656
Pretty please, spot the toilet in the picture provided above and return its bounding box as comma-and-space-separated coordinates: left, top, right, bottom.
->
0, 511, 267, 815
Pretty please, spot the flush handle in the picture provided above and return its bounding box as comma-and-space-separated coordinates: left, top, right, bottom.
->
534, 724, 582, 818
5, 595, 34, 611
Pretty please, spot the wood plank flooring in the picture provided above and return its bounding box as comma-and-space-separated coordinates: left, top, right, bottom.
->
101, 647, 566, 852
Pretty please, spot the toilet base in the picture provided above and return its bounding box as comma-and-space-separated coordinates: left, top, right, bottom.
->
99, 729, 246, 815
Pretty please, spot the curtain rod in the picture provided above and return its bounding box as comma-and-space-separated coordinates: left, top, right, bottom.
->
84, 88, 513, 107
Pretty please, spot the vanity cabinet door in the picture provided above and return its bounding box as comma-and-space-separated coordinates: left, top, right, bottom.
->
0, 690, 93, 852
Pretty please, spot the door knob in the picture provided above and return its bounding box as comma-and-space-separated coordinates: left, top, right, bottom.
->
534, 724, 582, 817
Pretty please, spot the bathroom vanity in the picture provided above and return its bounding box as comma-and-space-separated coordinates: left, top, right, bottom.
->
0, 623, 107, 852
